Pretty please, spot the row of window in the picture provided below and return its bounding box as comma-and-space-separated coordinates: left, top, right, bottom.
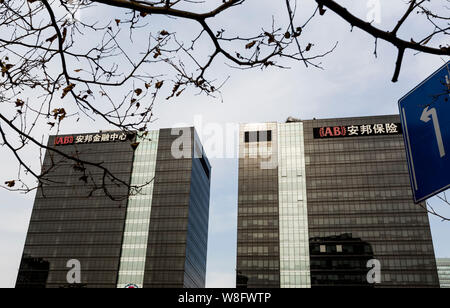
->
308, 215, 428, 226
33, 199, 127, 208
25, 233, 123, 245
308, 151, 406, 164
307, 175, 411, 187
30, 210, 125, 221
28, 221, 124, 233
306, 163, 409, 175
304, 140, 404, 152
238, 246, 279, 255
238, 259, 279, 269
308, 189, 412, 200
23, 246, 122, 257
307, 202, 425, 214
239, 219, 279, 228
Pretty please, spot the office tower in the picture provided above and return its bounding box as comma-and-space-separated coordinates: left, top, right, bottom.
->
16, 127, 211, 288
436, 258, 450, 288
237, 115, 439, 288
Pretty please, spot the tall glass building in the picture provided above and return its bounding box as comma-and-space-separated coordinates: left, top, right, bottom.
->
16, 127, 211, 288
437, 258, 450, 288
237, 115, 439, 288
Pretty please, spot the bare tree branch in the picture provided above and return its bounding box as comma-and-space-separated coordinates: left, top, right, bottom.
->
316, 0, 450, 81
0, 0, 448, 218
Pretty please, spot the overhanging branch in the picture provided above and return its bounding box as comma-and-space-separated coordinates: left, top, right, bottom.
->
316, 0, 450, 82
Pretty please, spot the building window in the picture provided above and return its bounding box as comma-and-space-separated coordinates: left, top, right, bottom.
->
336, 245, 343, 253
244, 131, 272, 143
320, 245, 326, 253
259, 130, 272, 142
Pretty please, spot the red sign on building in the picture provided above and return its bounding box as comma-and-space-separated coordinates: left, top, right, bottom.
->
313, 123, 402, 139
54, 136, 74, 146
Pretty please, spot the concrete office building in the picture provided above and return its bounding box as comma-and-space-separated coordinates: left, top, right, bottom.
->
237, 115, 439, 288
16, 128, 211, 288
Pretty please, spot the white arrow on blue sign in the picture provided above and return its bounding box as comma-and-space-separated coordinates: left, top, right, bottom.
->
399, 61, 450, 203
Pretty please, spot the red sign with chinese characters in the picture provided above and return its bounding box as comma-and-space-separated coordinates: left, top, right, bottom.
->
54, 136, 74, 145
317, 126, 347, 138
54, 132, 134, 146
313, 123, 402, 139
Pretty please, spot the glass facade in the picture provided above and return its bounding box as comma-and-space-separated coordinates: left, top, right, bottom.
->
143, 128, 211, 288
304, 115, 439, 287
16, 128, 211, 288
184, 131, 211, 288
437, 258, 450, 288
277, 123, 310, 288
117, 131, 160, 288
237, 123, 280, 288
16, 133, 135, 288
237, 115, 440, 288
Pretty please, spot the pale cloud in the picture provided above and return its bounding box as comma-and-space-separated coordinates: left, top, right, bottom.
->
206, 271, 236, 288
0, 241, 24, 288
0, 190, 32, 288
208, 196, 237, 235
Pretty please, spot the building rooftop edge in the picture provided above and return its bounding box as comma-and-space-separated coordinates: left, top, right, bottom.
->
47, 126, 196, 138
238, 114, 400, 126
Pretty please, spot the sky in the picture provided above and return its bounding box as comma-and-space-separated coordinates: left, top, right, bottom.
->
0, 0, 449, 288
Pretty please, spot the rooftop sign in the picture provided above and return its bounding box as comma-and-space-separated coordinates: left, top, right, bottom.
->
313, 123, 402, 139
54, 132, 133, 146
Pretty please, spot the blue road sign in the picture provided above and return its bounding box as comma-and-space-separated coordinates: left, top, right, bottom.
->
399, 61, 450, 203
